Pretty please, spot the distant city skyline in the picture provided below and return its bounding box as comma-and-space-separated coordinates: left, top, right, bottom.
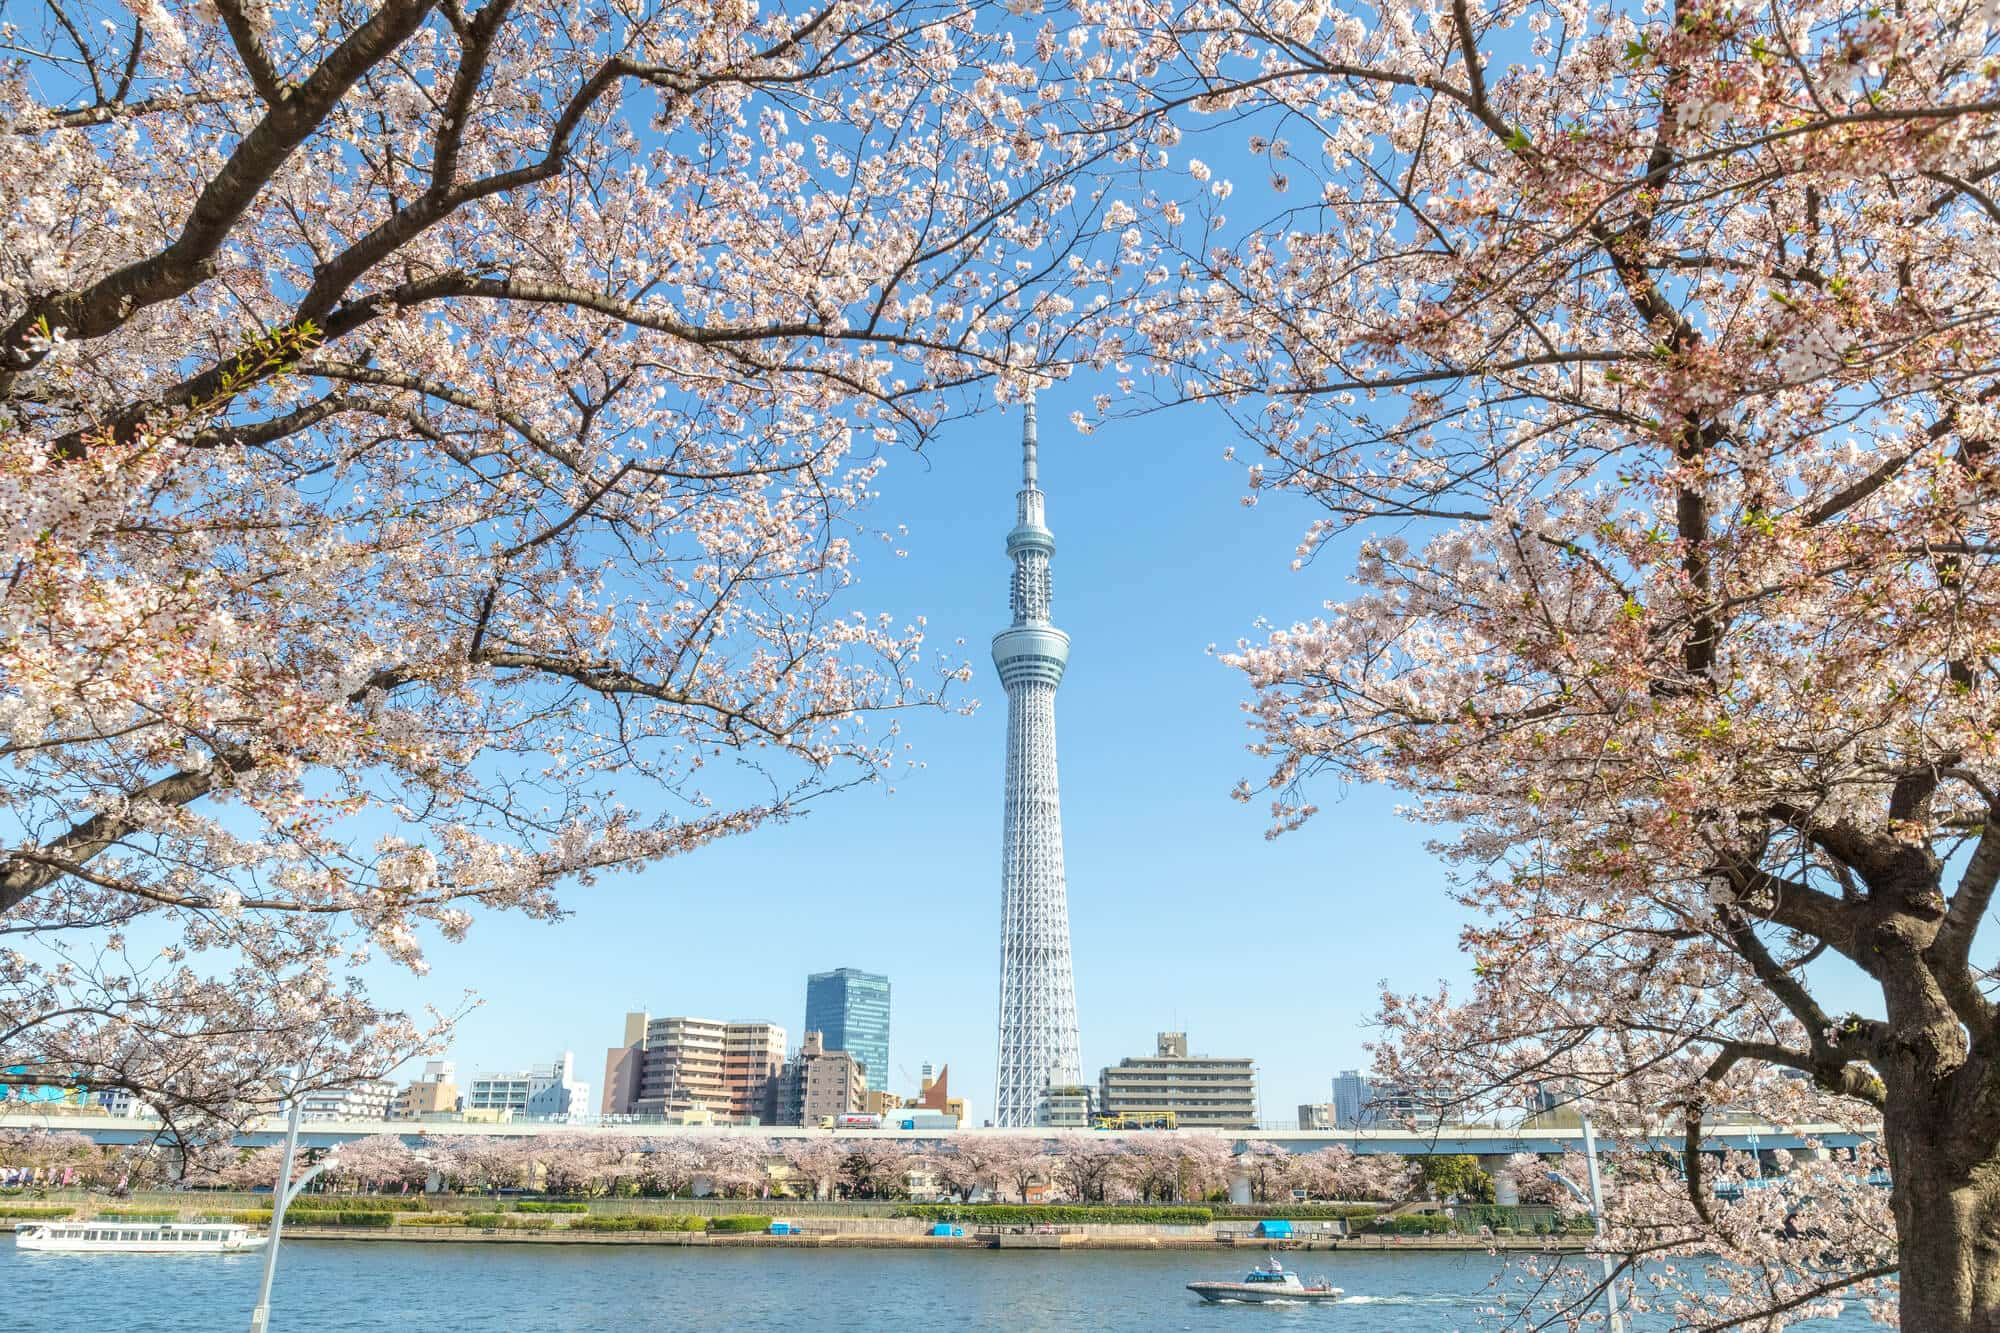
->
351, 393, 1492, 1123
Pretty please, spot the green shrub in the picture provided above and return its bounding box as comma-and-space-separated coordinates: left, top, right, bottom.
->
94, 1210, 176, 1221
706, 1214, 773, 1233
498, 1214, 556, 1229
568, 1214, 704, 1232
892, 1205, 1212, 1225
403, 1214, 467, 1226
0, 1205, 73, 1218
462, 1213, 508, 1228
513, 1201, 589, 1213
229, 1211, 274, 1225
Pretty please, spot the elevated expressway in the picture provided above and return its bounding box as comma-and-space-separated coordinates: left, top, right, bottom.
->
0, 1112, 1875, 1157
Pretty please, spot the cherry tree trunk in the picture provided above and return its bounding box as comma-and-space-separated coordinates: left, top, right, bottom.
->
1890, 1124, 2000, 1330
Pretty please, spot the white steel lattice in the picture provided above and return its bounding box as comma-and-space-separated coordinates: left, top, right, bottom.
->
992, 402, 1082, 1128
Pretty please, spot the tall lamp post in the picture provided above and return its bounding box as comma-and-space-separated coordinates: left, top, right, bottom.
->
247, 1085, 340, 1333
1546, 1113, 1625, 1333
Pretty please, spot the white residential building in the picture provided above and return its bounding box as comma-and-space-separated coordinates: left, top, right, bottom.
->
299, 1078, 396, 1122
468, 1052, 589, 1121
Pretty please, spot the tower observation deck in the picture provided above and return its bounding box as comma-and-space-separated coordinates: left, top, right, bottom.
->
992, 401, 1083, 1128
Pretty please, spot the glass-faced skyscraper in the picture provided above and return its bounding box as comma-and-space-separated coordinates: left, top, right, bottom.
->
803, 968, 890, 1093
992, 402, 1084, 1127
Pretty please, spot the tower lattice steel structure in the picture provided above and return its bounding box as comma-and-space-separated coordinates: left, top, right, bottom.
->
992, 401, 1083, 1128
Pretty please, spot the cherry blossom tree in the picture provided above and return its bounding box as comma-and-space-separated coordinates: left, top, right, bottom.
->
839, 1138, 910, 1198
431, 1135, 525, 1195
0, 0, 1135, 1141
697, 1136, 773, 1199
631, 1134, 701, 1198
326, 1132, 426, 1194
1115, 1132, 1224, 1203
780, 1137, 848, 1200
1294, 1146, 1400, 1203
1237, 1139, 1294, 1203
985, 1133, 1052, 1201
1057, 0, 2000, 1319
0, 1127, 107, 1185
526, 1132, 638, 1196
1048, 1132, 1121, 1203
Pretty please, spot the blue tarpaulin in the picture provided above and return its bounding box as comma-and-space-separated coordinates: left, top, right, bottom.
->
1257, 1220, 1294, 1237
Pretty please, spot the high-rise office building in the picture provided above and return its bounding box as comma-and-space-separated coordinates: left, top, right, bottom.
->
804, 968, 890, 1094
1331, 1069, 1442, 1129
991, 402, 1084, 1126
1331, 1070, 1375, 1128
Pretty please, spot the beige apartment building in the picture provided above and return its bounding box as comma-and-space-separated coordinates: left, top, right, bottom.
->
723, 1022, 786, 1122
1098, 1031, 1259, 1130
637, 1016, 728, 1114
798, 1031, 867, 1123
393, 1060, 459, 1119
600, 1012, 649, 1118
600, 1012, 787, 1123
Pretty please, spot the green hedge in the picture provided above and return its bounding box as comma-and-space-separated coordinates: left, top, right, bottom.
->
0, 1205, 73, 1218
1212, 1204, 1382, 1220
457, 1212, 556, 1229
706, 1215, 773, 1233
1374, 1215, 1454, 1235
568, 1214, 705, 1232
309, 1212, 395, 1227
403, 1214, 468, 1227
94, 1210, 176, 1221
893, 1205, 1213, 1225
289, 1196, 430, 1213
513, 1201, 589, 1214
228, 1210, 274, 1225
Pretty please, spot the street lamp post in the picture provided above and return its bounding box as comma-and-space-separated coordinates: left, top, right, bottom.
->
247, 1088, 339, 1333
1546, 1113, 1625, 1333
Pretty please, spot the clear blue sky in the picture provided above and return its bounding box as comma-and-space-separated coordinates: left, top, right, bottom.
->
367, 390, 1478, 1125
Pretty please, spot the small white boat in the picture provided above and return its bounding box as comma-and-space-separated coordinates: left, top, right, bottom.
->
13, 1220, 267, 1253
1188, 1255, 1343, 1303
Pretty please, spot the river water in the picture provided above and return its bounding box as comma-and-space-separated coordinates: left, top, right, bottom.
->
0, 1242, 1880, 1330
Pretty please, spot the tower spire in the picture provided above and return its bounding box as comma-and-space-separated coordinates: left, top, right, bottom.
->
1022, 398, 1038, 490
992, 399, 1082, 1128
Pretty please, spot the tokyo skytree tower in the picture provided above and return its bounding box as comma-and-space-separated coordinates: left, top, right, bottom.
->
992, 401, 1083, 1128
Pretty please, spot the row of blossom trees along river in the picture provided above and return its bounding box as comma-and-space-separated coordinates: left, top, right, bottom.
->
0, 1126, 1580, 1209
8, 0, 2000, 1321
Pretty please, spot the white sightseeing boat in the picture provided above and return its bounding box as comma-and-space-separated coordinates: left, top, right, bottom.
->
13, 1219, 267, 1253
